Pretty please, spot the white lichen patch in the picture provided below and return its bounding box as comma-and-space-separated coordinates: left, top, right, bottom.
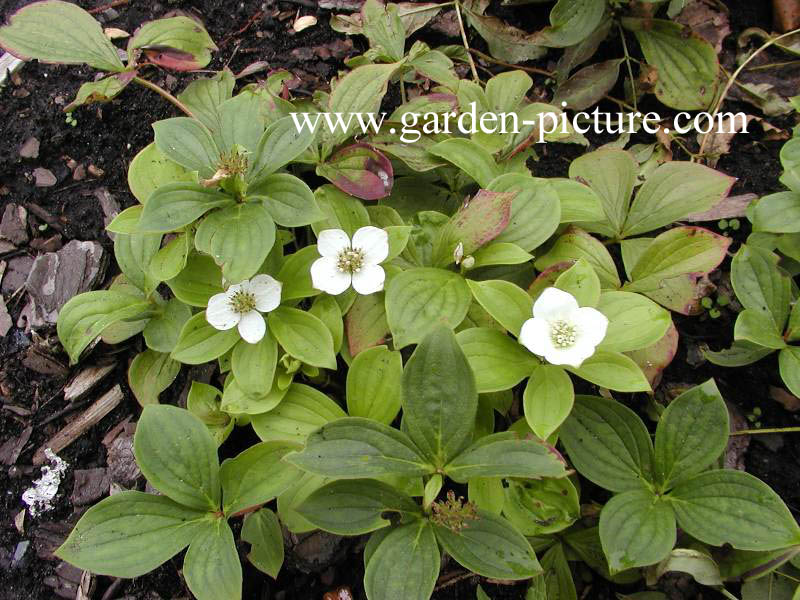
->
21, 449, 68, 517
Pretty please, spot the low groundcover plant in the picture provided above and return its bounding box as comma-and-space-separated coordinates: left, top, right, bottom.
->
3, 1, 800, 599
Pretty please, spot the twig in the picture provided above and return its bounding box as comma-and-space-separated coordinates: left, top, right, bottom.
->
730, 426, 800, 436
434, 570, 477, 591
696, 26, 800, 160
88, 0, 129, 15
454, 0, 480, 83
132, 76, 196, 118
618, 23, 638, 112
468, 48, 552, 77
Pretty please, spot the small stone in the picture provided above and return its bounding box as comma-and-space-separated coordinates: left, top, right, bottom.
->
0, 296, 12, 337
87, 164, 104, 178
2, 256, 34, 295
70, 468, 110, 506
0, 203, 29, 245
29, 235, 62, 253
11, 540, 29, 568
33, 168, 57, 187
19, 137, 40, 159
94, 188, 120, 235
106, 433, 140, 486
72, 164, 86, 181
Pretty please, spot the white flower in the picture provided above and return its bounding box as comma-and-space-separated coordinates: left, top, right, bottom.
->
206, 274, 282, 343
310, 226, 388, 295
518, 287, 608, 368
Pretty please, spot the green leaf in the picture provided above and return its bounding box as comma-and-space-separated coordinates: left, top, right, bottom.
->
55, 491, 207, 578
128, 350, 180, 406
251, 383, 346, 444
0, 0, 125, 71
503, 478, 580, 537
128, 16, 217, 71
735, 309, 788, 349
171, 312, 240, 364
285, 417, 434, 478
623, 162, 735, 237
551, 178, 606, 223
107, 205, 143, 234
553, 58, 623, 111
597, 291, 672, 353
444, 432, 566, 482
232, 332, 278, 397
149, 233, 191, 282
312, 185, 371, 237
704, 340, 774, 367
220, 441, 302, 515
277, 472, 331, 533
555, 258, 601, 307
134, 404, 221, 511
535, 226, 620, 288
560, 395, 654, 492
532, 0, 607, 48
433, 509, 542, 579
469, 477, 505, 515
139, 182, 233, 233
466, 279, 533, 337
220, 375, 286, 416
471, 243, 533, 269
652, 548, 723, 587
242, 509, 284, 578
364, 520, 440, 600
362, 0, 406, 61
249, 173, 324, 227
654, 379, 729, 489
489, 175, 560, 252
248, 116, 316, 183
183, 519, 242, 600
539, 543, 578, 600
297, 479, 420, 535
176, 70, 235, 132
456, 327, 539, 393
328, 63, 401, 142
780, 347, 800, 398
65, 72, 133, 112
268, 307, 337, 369
566, 350, 651, 392
486, 70, 533, 113
402, 326, 478, 467
143, 298, 191, 353
276, 245, 321, 301
731, 244, 792, 333
626, 227, 731, 294
127, 143, 195, 205
751, 191, 800, 233
153, 118, 220, 178
669, 470, 800, 550
600, 489, 676, 572
346, 345, 403, 425
167, 253, 224, 307
569, 149, 636, 237
195, 202, 276, 283
57, 290, 151, 364
428, 139, 500, 188
386, 268, 471, 348
187, 382, 232, 447
310, 294, 344, 353
114, 232, 161, 295
623, 17, 719, 110
523, 364, 574, 440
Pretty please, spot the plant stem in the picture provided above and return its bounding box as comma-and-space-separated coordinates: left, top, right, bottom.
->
618, 23, 638, 112
718, 588, 740, 600
468, 48, 553, 77
132, 76, 196, 118
402, 1, 454, 16
696, 26, 800, 159
454, 0, 480, 83
730, 426, 800, 436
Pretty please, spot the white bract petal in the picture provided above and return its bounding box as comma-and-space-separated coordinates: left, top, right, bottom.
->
351, 264, 385, 295
206, 292, 241, 330
249, 274, 282, 313
352, 226, 389, 265
519, 287, 608, 368
238, 310, 266, 343
317, 229, 351, 257
311, 256, 352, 295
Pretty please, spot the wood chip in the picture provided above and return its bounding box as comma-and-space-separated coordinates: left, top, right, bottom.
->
33, 385, 123, 464
63, 364, 115, 402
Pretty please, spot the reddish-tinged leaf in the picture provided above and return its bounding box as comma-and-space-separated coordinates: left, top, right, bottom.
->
346, 293, 389, 357
316, 143, 394, 200
625, 322, 678, 387
143, 46, 203, 71
433, 190, 515, 266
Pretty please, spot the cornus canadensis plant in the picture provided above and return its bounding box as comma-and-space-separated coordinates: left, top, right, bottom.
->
518, 287, 608, 368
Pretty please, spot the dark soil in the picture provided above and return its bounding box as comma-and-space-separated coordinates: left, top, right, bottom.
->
0, 0, 797, 599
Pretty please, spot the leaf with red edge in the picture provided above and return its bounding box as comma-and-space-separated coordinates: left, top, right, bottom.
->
432, 190, 516, 267
346, 293, 390, 357
65, 71, 136, 112
625, 322, 679, 388
129, 16, 217, 72
316, 143, 394, 200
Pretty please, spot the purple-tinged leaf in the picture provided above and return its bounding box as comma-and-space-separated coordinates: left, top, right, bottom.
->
316, 143, 394, 200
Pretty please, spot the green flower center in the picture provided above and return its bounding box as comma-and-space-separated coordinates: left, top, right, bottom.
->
337, 248, 365, 273
550, 320, 577, 349
229, 290, 257, 314
217, 148, 249, 176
